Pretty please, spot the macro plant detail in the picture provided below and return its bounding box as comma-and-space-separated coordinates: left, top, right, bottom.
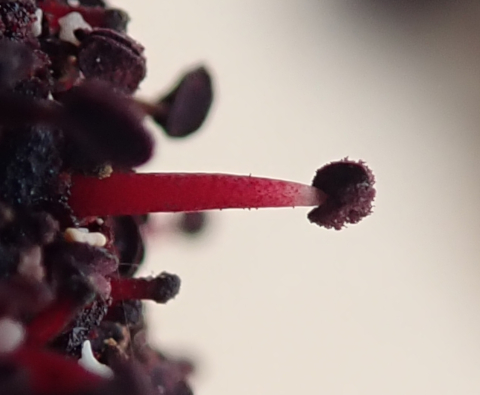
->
0, 1, 376, 395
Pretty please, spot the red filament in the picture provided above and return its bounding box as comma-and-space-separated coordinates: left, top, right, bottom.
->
69, 172, 326, 217
110, 274, 180, 304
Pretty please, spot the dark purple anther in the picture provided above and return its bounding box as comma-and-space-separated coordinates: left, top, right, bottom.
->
76, 28, 146, 94
178, 212, 207, 236
145, 66, 213, 138
59, 80, 154, 169
308, 159, 376, 230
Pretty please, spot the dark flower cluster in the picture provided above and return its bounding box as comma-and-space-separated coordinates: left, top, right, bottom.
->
0, 1, 376, 395
0, 1, 213, 394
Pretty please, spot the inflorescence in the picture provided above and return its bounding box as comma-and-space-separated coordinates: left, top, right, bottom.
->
0, 1, 376, 395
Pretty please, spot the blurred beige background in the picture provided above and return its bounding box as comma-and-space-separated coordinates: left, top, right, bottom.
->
116, 1, 480, 394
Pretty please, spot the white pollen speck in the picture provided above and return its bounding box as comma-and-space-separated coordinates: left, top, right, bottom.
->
79, 340, 114, 378
58, 12, 92, 45
64, 228, 107, 247
0, 318, 25, 353
31, 9, 43, 37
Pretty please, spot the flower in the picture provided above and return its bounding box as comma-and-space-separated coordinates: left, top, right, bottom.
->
0, 1, 376, 395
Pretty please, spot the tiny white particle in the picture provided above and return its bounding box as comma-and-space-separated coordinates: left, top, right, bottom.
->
31, 8, 43, 37
64, 228, 107, 247
58, 12, 92, 46
79, 340, 114, 378
0, 318, 25, 353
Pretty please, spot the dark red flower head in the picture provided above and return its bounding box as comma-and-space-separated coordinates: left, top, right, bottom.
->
0, 1, 376, 395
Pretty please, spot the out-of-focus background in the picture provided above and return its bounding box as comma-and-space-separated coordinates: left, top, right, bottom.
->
116, 1, 480, 394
